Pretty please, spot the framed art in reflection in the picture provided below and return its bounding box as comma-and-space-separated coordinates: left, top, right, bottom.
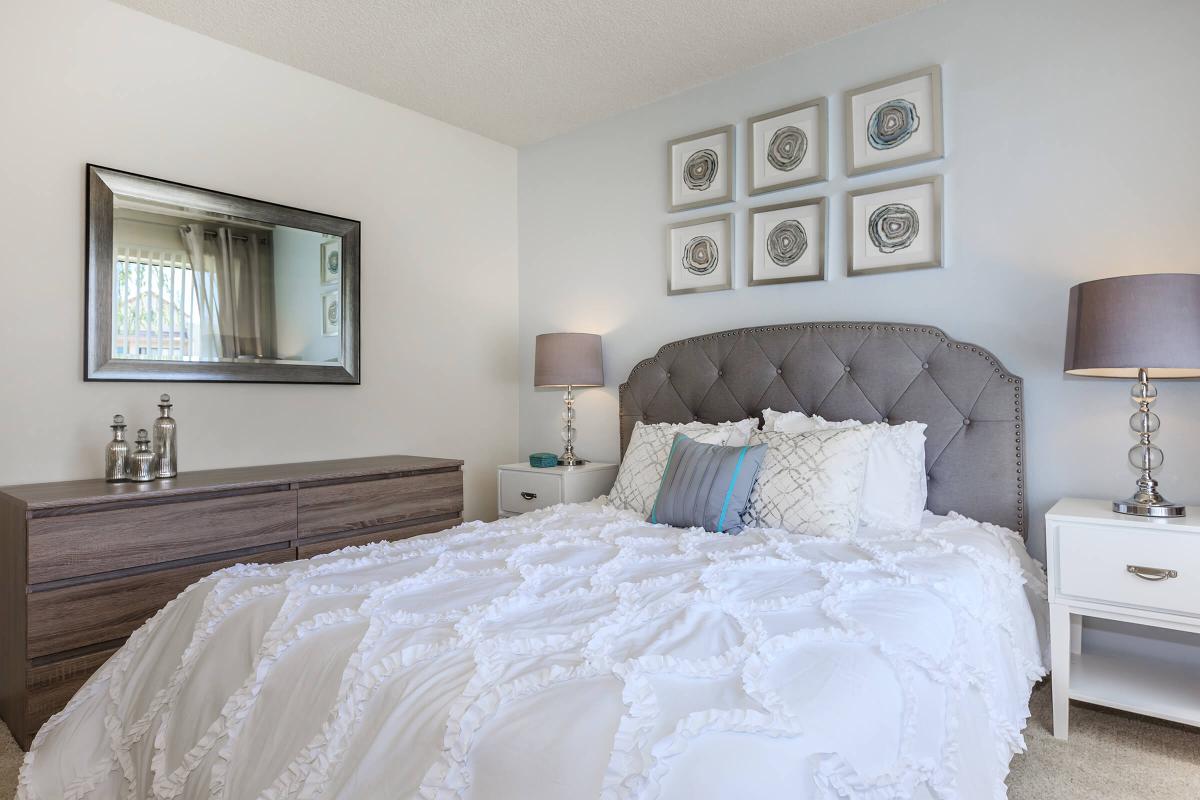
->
322, 290, 341, 336
321, 237, 341, 285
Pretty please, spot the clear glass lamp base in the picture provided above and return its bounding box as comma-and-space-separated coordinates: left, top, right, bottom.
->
558, 385, 585, 467
1114, 369, 1187, 518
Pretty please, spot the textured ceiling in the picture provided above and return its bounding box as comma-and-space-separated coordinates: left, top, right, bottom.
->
111, 0, 939, 146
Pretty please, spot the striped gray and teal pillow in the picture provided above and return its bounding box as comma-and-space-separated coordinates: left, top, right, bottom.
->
647, 433, 768, 534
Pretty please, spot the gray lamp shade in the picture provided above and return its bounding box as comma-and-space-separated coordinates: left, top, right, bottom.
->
534, 333, 604, 387
1065, 273, 1200, 379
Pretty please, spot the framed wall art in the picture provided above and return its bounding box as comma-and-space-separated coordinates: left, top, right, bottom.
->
667, 213, 733, 295
845, 66, 943, 177
847, 175, 942, 277
668, 125, 734, 212
748, 98, 827, 196
748, 197, 826, 287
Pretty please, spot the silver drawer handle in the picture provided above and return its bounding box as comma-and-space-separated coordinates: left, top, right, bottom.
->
1126, 564, 1178, 581
520, 491, 538, 501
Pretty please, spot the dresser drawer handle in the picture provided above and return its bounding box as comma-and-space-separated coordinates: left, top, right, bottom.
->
520, 491, 538, 501
1126, 564, 1178, 581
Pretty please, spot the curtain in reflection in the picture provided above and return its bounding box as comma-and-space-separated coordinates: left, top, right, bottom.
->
177, 225, 223, 359
178, 225, 276, 360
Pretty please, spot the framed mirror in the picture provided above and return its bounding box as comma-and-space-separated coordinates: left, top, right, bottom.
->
85, 165, 361, 383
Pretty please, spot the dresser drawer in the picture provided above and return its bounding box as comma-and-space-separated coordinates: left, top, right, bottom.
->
297, 514, 461, 559
25, 645, 120, 735
28, 491, 297, 584
1056, 522, 1200, 617
28, 546, 293, 658
499, 470, 563, 514
298, 469, 463, 538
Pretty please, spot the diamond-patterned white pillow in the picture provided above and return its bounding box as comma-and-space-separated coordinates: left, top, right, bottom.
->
763, 410, 928, 530
608, 420, 756, 516
743, 427, 874, 538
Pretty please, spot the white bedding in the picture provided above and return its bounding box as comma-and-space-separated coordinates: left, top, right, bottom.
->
19, 502, 1047, 800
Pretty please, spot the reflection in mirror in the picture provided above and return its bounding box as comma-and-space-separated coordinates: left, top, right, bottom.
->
86, 165, 359, 383
112, 198, 342, 365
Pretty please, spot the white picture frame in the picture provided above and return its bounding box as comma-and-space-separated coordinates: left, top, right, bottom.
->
847, 175, 942, 277
321, 290, 341, 336
667, 213, 733, 295
668, 125, 735, 212
845, 66, 943, 177
749, 197, 826, 287
748, 98, 827, 196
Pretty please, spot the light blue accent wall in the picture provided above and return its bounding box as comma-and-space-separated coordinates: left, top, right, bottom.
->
518, 0, 1200, 561
518, 0, 1200, 657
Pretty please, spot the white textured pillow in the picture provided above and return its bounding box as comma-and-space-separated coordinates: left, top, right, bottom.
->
762, 409, 928, 530
742, 428, 874, 538
608, 419, 757, 516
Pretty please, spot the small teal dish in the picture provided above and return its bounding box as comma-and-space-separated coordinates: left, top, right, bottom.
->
529, 452, 558, 468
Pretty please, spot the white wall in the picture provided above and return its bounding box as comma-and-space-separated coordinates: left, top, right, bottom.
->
0, 0, 518, 522
519, 0, 1200, 564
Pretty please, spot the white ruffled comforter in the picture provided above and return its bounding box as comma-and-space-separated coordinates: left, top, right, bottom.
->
19, 502, 1047, 800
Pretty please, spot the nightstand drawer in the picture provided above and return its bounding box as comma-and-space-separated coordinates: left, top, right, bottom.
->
1057, 523, 1200, 616
499, 470, 562, 514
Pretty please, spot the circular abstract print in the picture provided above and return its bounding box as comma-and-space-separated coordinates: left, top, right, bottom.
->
867, 98, 920, 150
766, 220, 807, 267
682, 235, 719, 275
867, 203, 919, 253
766, 126, 807, 171
327, 250, 340, 275
683, 149, 719, 191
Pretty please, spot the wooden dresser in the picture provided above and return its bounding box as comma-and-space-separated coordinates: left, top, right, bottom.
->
0, 454, 463, 749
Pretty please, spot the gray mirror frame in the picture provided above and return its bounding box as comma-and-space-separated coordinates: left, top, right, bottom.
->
85, 164, 361, 384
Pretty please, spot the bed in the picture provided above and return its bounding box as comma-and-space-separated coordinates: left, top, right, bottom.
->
18, 322, 1047, 800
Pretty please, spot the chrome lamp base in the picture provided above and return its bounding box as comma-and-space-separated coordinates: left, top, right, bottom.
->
1114, 368, 1186, 518
1113, 495, 1186, 518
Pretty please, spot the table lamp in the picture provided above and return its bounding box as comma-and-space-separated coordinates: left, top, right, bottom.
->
1064, 273, 1200, 517
534, 332, 604, 466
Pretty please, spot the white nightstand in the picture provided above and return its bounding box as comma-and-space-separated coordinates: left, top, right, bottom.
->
497, 462, 618, 517
1045, 498, 1200, 740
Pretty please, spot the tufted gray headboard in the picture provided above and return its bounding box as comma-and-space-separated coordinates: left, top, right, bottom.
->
619, 322, 1026, 535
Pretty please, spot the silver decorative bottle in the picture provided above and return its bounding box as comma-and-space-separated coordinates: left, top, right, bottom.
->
130, 429, 157, 482
153, 393, 177, 479
104, 414, 131, 482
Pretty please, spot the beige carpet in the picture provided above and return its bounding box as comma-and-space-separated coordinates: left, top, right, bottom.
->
1008, 681, 1200, 798
0, 723, 18, 800
2, 682, 1197, 798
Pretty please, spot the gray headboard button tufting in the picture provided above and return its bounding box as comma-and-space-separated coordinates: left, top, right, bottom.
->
618, 322, 1026, 536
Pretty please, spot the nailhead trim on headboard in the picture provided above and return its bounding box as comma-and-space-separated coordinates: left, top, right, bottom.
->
618, 322, 1026, 536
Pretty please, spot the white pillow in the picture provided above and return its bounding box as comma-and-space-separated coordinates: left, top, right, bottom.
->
608, 419, 757, 516
742, 427, 874, 538
762, 409, 928, 530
